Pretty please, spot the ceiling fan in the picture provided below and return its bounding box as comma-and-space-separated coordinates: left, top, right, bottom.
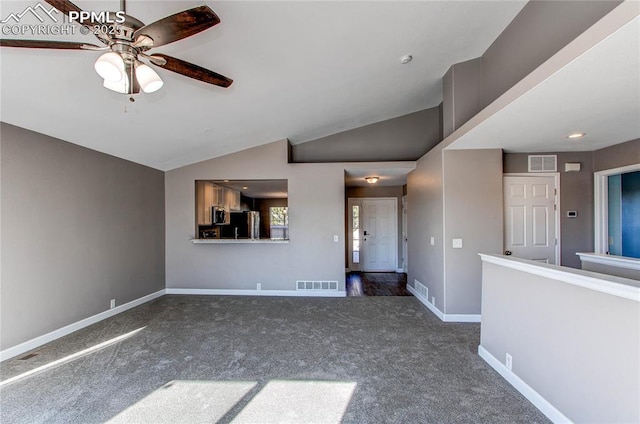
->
0, 0, 233, 95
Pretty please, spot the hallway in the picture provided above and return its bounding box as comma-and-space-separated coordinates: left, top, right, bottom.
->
346, 272, 412, 297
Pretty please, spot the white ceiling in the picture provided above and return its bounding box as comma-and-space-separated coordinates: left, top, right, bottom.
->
345, 163, 416, 187
447, 15, 640, 153
0, 0, 526, 170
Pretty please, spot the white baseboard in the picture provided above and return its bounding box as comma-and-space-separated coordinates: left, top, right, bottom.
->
0, 289, 166, 362
166, 288, 347, 298
478, 345, 572, 424
407, 285, 481, 323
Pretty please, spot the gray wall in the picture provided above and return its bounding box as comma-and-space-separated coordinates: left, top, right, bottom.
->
480, 260, 639, 423
481, 0, 622, 107
443, 149, 503, 314
442, 58, 482, 139
407, 145, 445, 309
504, 141, 640, 269
0, 123, 165, 350
408, 148, 503, 315
345, 186, 403, 270
165, 140, 348, 291
441, 1, 621, 135
504, 152, 594, 269
593, 138, 640, 172
291, 107, 441, 163
581, 261, 640, 281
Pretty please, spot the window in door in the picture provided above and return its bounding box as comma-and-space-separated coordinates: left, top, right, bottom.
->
352, 205, 360, 264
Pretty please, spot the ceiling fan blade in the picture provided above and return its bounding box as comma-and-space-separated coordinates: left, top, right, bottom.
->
133, 6, 220, 49
150, 54, 233, 88
44, 0, 97, 24
0, 39, 101, 50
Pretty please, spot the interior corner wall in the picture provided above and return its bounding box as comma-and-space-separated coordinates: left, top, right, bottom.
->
440, 1, 622, 135
443, 149, 503, 314
407, 145, 445, 309
441, 58, 482, 138
481, 0, 622, 107
0, 123, 165, 351
164, 139, 347, 292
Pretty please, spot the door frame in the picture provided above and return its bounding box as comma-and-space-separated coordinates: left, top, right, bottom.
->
402, 195, 408, 273
503, 173, 561, 265
593, 163, 640, 254
347, 197, 398, 272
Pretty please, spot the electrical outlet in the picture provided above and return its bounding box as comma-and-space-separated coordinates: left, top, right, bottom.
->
505, 353, 513, 370
430, 236, 435, 246
110, 299, 116, 309
256, 283, 262, 290
333, 235, 339, 242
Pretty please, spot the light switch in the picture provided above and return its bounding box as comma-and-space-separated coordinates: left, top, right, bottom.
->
452, 238, 463, 249
430, 237, 435, 246
333, 235, 339, 242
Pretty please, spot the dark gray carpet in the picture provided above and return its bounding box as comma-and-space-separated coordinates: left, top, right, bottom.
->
1, 295, 549, 423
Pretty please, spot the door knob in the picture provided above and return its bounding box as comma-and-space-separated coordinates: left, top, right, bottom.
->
364, 231, 368, 236
504, 250, 512, 256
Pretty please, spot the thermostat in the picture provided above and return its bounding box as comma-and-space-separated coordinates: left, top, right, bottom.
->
567, 211, 578, 218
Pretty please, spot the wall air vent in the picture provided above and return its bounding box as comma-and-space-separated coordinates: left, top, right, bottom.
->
528, 155, 557, 172
414, 279, 428, 299
296, 281, 339, 291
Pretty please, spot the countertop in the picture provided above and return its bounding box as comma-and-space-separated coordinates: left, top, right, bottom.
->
191, 238, 289, 244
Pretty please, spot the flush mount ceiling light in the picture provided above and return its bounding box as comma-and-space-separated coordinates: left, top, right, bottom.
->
365, 176, 380, 184
400, 54, 413, 64
567, 132, 586, 139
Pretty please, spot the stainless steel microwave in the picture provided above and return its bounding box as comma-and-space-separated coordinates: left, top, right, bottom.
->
212, 207, 227, 224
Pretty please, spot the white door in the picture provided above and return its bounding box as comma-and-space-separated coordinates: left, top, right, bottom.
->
361, 198, 397, 271
504, 175, 558, 264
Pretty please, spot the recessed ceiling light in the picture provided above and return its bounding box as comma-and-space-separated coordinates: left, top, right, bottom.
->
400, 54, 413, 65
242, 186, 248, 190
567, 132, 586, 139
365, 176, 380, 184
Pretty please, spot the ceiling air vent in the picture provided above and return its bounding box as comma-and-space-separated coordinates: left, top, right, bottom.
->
528, 155, 557, 172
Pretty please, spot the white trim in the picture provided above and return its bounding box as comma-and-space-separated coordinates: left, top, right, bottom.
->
479, 254, 640, 302
503, 173, 561, 265
576, 252, 640, 271
594, 163, 640, 254
166, 288, 347, 298
478, 345, 572, 424
0, 289, 166, 362
407, 285, 481, 323
395, 268, 404, 273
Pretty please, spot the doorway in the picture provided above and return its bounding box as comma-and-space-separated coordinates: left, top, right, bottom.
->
503, 174, 560, 264
348, 197, 398, 272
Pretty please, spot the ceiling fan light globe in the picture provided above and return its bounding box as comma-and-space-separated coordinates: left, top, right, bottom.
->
103, 76, 129, 94
136, 64, 163, 93
95, 52, 124, 82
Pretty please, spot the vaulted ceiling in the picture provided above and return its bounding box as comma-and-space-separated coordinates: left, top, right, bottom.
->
0, 0, 526, 170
